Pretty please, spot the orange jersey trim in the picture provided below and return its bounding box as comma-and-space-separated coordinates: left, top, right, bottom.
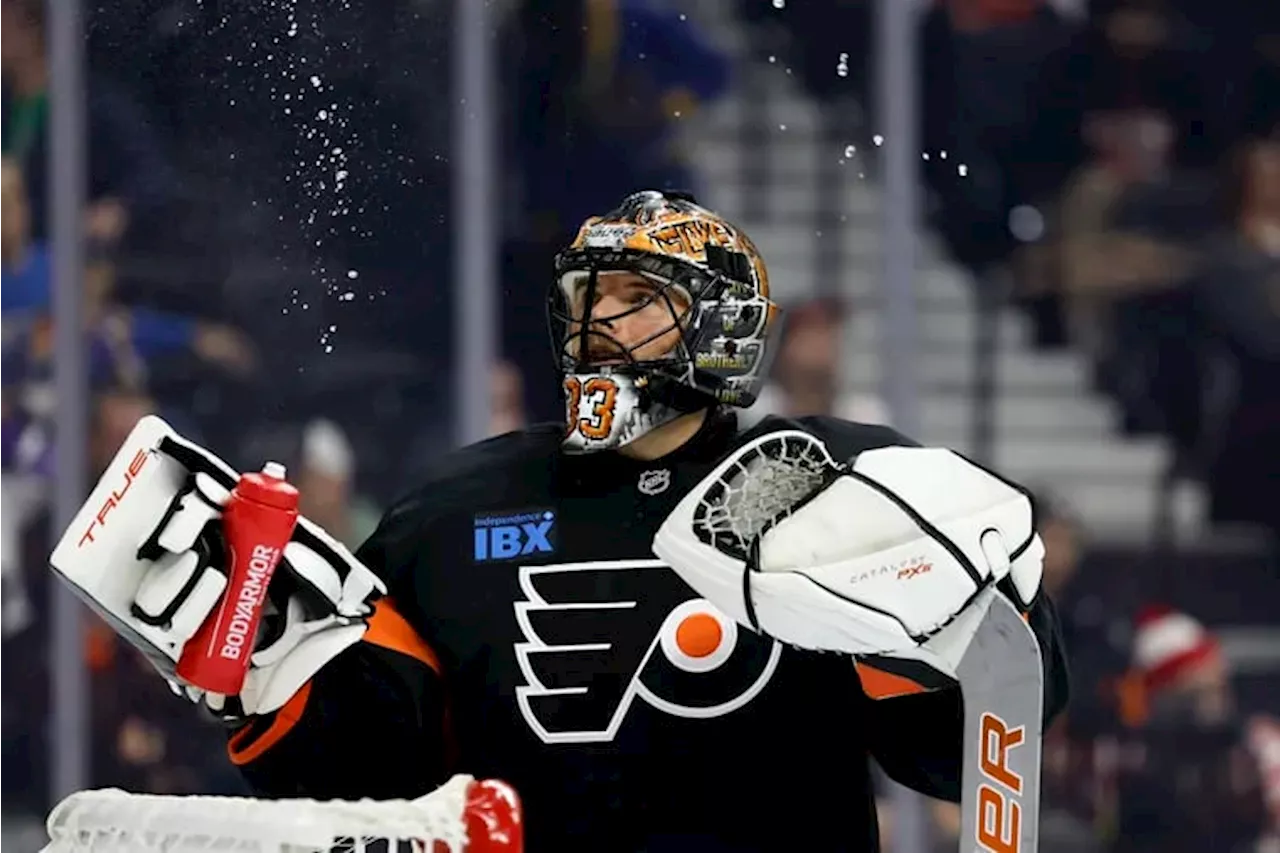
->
363, 598, 442, 674
228, 681, 312, 766
855, 661, 931, 700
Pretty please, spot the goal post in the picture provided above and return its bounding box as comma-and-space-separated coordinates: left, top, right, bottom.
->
40, 775, 522, 853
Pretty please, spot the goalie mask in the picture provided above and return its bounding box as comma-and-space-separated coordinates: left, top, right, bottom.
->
549, 190, 781, 454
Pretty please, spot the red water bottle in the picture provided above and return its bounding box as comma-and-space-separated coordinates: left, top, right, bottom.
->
176, 461, 300, 695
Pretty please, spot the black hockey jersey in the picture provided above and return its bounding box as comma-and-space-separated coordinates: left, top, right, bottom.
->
229, 411, 1070, 852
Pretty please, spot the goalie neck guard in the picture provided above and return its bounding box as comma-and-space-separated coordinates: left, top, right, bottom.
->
548, 190, 781, 454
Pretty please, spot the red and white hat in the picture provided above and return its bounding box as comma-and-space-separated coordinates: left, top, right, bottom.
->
1132, 605, 1222, 693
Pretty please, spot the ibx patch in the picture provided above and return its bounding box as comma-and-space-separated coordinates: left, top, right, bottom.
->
474, 508, 557, 562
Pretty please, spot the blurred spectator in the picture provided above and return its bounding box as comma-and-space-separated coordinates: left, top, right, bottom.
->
1129, 606, 1232, 723
509, 0, 731, 242
1, 156, 49, 316
920, 0, 1077, 273
1, 0, 179, 248
0, 404, 47, 643
1233, 6, 1280, 140
1029, 487, 1138, 735
294, 419, 381, 549
490, 360, 529, 438
744, 296, 888, 427
1053, 107, 1210, 367
1035, 487, 1082, 598
241, 418, 382, 549
395, 360, 532, 485
1033, 0, 1218, 175
89, 634, 247, 801
1246, 716, 1280, 849
1006, 0, 1220, 350
88, 387, 157, 476
1027, 485, 1089, 686
1108, 605, 1274, 852
2, 157, 257, 401
1193, 133, 1280, 542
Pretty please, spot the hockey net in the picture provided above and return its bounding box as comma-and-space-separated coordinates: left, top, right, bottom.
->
39, 775, 522, 853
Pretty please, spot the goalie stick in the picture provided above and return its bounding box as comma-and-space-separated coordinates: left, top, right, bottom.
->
954, 585, 1043, 853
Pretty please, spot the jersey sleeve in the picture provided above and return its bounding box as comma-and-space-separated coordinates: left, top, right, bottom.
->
227, 597, 452, 801
859, 587, 1071, 802
225, 482, 463, 801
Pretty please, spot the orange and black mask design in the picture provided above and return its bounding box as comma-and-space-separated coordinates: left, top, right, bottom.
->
548, 191, 782, 452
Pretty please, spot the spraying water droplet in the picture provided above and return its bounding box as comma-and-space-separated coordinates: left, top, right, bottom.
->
772, 0, 785, 7
958, 164, 969, 177
844, 144, 856, 157
873, 134, 884, 146
836, 52, 849, 77
346, 269, 359, 279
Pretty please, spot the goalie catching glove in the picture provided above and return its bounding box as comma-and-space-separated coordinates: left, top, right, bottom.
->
652, 430, 1043, 681
49, 416, 384, 719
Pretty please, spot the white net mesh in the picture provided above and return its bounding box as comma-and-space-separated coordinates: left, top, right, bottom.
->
696, 433, 838, 558
40, 775, 520, 853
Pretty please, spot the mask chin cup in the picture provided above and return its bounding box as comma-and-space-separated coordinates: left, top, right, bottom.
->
560, 369, 687, 454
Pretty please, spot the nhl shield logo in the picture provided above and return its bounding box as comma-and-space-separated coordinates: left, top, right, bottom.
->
638, 469, 671, 496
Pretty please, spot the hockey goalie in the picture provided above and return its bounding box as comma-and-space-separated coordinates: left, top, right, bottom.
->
52, 190, 1069, 852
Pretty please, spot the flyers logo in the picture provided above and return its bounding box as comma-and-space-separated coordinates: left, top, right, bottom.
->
515, 559, 781, 744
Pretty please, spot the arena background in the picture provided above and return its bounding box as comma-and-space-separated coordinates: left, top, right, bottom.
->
2, 0, 1277, 850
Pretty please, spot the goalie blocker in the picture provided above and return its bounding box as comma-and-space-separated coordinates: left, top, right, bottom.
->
52, 410, 1067, 852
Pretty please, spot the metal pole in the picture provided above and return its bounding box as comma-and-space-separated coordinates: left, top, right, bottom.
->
452, 0, 497, 447
877, 0, 922, 441
972, 270, 1000, 466
48, 0, 91, 804
877, 0, 929, 850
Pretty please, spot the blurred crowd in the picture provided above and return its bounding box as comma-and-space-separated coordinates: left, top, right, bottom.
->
741, 1, 1279, 850
1, 0, 729, 838
1, 0, 1277, 851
